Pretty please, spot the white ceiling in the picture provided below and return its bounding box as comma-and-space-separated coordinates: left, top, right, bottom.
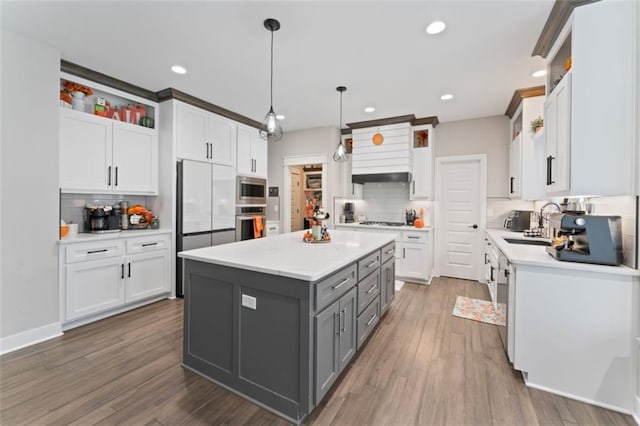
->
1, 1, 553, 131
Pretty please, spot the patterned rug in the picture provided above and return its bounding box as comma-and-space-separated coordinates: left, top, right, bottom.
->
452, 296, 506, 326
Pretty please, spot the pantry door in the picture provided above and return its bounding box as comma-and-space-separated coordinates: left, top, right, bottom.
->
435, 155, 486, 281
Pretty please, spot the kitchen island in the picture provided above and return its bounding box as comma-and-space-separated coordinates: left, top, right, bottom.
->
178, 229, 396, 424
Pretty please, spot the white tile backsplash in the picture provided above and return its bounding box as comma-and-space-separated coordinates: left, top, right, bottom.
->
61, 193, 149, 232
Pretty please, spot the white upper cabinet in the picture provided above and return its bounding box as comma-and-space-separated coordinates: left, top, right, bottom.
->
544, 0, 636, 196
508, 95, 545, 200
410, 125, 433, 200
58, 73, 159, 195
237, 124, 267, 178
60, 109, 158, 195
176, 101, 236, 167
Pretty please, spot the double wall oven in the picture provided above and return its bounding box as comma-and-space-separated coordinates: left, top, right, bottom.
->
235, 176, 267, 241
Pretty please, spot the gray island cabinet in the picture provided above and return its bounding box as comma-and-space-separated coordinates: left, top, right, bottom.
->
178, 230, 396, 424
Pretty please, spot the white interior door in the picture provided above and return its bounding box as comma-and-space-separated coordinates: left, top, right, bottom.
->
436, 155, 485, 281
290, 169, 302, 231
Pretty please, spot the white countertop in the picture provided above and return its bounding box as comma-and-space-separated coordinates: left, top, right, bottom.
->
178, 229, 396, 281
485, 229, 639, 277
335, 223, 432, 232
58, 228, 171, 244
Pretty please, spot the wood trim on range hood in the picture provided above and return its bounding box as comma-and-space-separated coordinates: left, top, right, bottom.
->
504, 86, 546, 119
532, 0, 601, 58
346, 115, 439, 130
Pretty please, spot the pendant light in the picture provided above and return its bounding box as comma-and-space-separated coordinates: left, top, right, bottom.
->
260, 18, 283, 142
333, 86, 349, 162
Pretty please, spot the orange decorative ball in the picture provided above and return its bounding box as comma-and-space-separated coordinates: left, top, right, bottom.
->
372, 133, 384, 145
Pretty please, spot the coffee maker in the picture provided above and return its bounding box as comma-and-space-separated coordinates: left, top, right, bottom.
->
84, 204, 121, 233
546, 213, 623, 265
343, 202, 355, 223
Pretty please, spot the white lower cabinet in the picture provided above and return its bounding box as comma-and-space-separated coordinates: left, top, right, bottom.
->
397, 231, 431, 283
60, 232, 171, 329
66, 256, 125, 321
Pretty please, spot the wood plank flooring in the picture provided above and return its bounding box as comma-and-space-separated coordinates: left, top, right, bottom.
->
1, 277, 635, 425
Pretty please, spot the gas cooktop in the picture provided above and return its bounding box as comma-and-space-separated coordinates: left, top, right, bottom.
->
359, 221, 406, 227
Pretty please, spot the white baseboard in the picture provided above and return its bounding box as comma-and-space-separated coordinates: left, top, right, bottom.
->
0, 322, 62, 355
524, 380, 634, 416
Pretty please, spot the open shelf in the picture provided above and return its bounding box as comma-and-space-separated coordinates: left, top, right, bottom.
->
548, 32, 572, 96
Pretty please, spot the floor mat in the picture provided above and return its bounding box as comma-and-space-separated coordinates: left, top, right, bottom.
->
452, 295, 506, 326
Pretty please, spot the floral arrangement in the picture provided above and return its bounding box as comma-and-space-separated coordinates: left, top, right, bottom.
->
62, 80, 93, 96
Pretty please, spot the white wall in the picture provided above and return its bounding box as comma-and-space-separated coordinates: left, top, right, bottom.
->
1, 30, 61, 350
267, 126, 343, 225
434, 115, 510, 198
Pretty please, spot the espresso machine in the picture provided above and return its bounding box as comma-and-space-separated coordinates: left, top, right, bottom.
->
344, 202, 355, 223
546, 213, 623, 265
84, 204, 122, 233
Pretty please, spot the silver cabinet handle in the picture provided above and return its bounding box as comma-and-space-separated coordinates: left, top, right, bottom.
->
407, 236, 420, 239
332, 277, 350, 290
366, 260, 378, 268
412, 180, 415, 194
384, 249, 394, 254
366, 284, 377, 294
366, 314, 377, 326
403, 248, 406, 258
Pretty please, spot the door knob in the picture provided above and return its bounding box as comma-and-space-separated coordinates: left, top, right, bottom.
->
470, 224, 478, 229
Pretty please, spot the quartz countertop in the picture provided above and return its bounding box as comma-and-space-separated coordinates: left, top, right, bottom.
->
58, 228, 171, 245
335, 223, 432, 232
178, 229, 395, 281
485, 229, 639, 276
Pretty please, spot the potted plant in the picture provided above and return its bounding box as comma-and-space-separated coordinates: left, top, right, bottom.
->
530, 116, 544, 133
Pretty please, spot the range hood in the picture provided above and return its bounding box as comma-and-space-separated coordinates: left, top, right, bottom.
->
352, 172, 412, 184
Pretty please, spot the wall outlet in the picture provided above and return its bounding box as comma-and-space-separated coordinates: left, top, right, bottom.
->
241, 294, 257, 310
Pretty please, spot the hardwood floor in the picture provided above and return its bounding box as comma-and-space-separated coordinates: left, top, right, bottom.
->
1, 277, 634, 425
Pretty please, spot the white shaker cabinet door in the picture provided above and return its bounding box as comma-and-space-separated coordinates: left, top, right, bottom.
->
212, 164, 236, 230
411, 147, 432, 200
59, 110, 112, 193
208, 114, 235, 167
65, 257, 124, 321
237, 124, 254, 175
176, 102, 208, 162
252, 135, 268, 178
112, 122, 158, 194
401, 243, 427, 280
125, 251, 170, 303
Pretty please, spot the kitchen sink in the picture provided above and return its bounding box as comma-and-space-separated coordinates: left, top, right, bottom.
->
503, 238, 551, 246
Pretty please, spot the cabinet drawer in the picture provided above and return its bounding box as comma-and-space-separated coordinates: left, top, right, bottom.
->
66, 240, 125, 264
403, 231, 426, 244
314, 264, 357, 312
357, 269, 380, 315
358, 250, 381, 280
126, 234, 170, 254
357, 297, 380, 350
381, 241, 395, 264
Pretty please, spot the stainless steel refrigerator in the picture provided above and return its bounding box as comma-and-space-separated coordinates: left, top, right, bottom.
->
176, 159, 236, 296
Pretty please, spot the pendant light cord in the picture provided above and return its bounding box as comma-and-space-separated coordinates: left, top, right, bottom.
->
270, 29, 274, 108
340, 90, 343, 129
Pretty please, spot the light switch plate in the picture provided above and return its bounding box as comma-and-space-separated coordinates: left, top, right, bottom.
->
241, 294, 257, 310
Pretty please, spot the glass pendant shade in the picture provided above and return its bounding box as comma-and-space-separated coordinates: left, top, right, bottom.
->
333, 86, 349, 162
260, 18, 283, 142
260, 106, 283, 142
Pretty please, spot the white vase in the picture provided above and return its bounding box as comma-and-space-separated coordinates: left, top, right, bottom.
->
71, 91, 86, 112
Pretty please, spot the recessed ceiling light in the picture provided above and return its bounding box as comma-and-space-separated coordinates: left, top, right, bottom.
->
531, 69, 547, 78
440, 93, 454, 101
364, 107, 375, 113
426, 21, 446, 35
171, 65, 187, 74
276, 114, 285, 120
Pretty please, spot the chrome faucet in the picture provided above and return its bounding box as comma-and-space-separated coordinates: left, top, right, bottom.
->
538, 202, 562, 228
